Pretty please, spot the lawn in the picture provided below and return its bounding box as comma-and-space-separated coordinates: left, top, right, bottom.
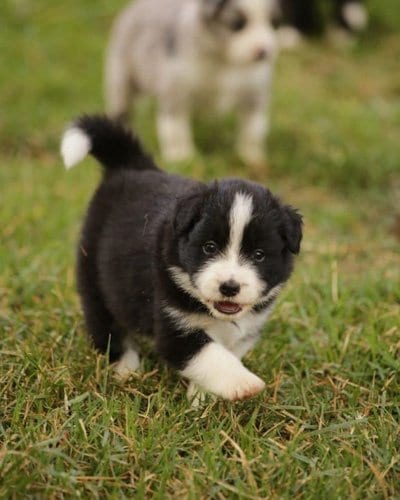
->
1, 0, 399, 498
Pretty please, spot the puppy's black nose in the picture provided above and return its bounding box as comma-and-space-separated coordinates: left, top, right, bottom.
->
254, 48, 268, 61
219, 280, 240, 298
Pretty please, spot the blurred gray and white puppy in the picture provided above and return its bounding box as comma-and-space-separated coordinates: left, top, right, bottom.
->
105, 0, 278, 165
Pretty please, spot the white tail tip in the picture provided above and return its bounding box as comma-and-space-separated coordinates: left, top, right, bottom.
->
61, 127, 91, 169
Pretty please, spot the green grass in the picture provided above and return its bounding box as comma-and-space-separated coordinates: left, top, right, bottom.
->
1, 0, 399, 497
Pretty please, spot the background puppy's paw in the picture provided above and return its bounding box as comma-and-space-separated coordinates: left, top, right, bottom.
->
246, 159, 270, 182
237, 146, 267, 174
162, 144, 195, 164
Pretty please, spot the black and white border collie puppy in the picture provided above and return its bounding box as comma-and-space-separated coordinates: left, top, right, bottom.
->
61, 116, 302, 403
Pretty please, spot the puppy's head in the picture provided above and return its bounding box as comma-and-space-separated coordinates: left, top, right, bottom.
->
199, 0, 278, 65
170, 179, 302, 320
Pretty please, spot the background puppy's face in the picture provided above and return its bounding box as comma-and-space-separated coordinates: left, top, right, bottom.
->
174, 180, 302, 320
201, 0, 278, 65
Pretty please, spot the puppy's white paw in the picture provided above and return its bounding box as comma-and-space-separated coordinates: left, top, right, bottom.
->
113, 349, 140, 380
181, 343, 266, 402
222, 370, 266, 402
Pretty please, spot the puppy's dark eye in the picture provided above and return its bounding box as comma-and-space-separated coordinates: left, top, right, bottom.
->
203, 241, 218, 256
252, 249, 265, 262
229, 14, 247, 32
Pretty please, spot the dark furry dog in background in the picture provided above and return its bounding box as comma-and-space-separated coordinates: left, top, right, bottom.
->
277, 0, 368, 46
61, 116, 302, 403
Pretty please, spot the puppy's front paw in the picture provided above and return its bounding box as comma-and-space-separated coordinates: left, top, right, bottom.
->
181, 343, 266, 403
223, 371, 266, 402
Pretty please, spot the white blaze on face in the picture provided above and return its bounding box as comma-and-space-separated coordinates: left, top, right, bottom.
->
229, 191, 253, 255
194, 192, 265, 316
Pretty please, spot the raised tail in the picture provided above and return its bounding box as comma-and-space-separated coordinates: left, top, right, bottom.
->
60, 114, 157, 171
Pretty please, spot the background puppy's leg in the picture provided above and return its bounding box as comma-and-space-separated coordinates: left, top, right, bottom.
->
237, 97, 269, 168
105, 52, 135, 122
156, 100, 195, 162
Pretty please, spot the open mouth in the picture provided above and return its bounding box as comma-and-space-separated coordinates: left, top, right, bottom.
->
214, 301, 243, 315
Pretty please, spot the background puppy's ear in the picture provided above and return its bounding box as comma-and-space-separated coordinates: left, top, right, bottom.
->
280, 205, 303, 254
174, 189, 208, 236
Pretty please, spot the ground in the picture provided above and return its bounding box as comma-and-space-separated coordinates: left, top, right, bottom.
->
0, 0, 399, 498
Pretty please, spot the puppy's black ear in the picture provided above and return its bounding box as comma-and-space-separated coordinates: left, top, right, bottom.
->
174, 189, 208, 236
280, 205, 303, 254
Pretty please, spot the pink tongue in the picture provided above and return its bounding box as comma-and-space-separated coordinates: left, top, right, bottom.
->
214, 301, 242, 314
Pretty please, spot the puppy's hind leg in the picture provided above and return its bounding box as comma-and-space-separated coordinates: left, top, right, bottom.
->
80, 290, 140, 379
113, 344, 140, 379
77, 255, 140, 377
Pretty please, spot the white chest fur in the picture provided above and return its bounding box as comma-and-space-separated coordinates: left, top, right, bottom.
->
164, 306, 273, 358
